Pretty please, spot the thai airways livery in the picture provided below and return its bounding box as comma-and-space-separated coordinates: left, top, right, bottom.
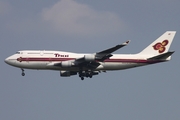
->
5, 31, 176, 80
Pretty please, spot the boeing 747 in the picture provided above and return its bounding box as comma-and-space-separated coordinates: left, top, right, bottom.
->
5, 31, 176, 80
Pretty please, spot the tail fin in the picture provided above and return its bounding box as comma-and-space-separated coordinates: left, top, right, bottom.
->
138, 31, 176, 56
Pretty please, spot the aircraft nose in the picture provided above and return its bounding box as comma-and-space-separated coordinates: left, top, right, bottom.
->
4, 57, 10, 64
4, 56, 16, 65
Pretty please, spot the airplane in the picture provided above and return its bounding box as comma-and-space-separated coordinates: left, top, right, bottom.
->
5, 31, 176, 80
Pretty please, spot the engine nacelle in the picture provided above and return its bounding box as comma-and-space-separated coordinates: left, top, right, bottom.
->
84, 54, 95, 61
60, 71, 77, 77
61, 61, 73, 67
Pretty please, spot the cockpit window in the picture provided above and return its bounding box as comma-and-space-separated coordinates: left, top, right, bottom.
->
16, 52, 20, 54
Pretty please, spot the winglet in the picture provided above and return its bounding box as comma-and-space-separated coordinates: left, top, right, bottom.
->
122, 40, 131, 45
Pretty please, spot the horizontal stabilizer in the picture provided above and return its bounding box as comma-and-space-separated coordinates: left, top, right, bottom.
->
147, 51, 175, 60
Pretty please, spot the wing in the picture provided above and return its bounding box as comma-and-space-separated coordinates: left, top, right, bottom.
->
75, 40, 130, 69
95, 40, 130, 61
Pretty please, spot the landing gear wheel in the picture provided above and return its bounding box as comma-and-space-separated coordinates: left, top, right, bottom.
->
81, 77, 84, 80
22, 73, 25, 76
21, 68, 25, 76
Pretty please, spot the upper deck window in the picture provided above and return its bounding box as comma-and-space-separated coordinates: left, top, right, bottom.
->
16, 52, 20, 54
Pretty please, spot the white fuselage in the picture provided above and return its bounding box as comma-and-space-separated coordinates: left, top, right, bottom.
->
5, 50, 165, 71
4, 31, 175, 79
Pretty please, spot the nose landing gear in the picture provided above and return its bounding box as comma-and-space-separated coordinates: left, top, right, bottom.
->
21, 68, 25, 76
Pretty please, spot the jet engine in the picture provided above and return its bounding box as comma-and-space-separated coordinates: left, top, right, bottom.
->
61, 61, 73, 67
84, 54, 95, 61
60, 71, 77, 77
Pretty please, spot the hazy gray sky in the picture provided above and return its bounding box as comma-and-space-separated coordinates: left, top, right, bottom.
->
1, 0, 180, 120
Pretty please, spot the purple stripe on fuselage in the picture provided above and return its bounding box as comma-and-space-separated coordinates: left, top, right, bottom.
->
17, 57, 164, 64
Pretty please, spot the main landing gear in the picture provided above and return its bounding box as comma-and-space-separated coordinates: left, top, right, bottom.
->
21, 68, 25, 76
80, 77, 84, 80
79, 75, 91, 80
79, 71, 95, 80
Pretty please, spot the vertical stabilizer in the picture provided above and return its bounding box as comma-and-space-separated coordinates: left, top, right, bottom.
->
139, 31, 176, 55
